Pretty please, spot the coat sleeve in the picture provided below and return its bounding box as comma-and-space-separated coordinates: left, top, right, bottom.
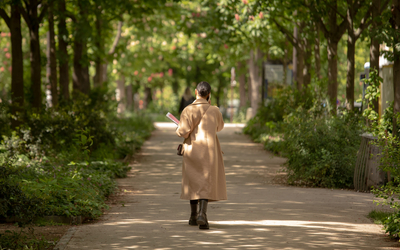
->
176, 110, 192, 139
216, 108, 224, 132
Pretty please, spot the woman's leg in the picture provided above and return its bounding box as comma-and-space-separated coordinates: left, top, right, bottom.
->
189, 200, 198, 225
197, 199, 209, 229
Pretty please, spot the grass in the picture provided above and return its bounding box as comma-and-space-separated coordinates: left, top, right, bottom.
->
368, 210, 394, 224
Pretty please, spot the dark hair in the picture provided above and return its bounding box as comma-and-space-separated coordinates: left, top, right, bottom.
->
196, 81, 211, 97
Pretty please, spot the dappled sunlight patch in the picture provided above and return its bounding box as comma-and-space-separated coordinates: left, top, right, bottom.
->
244, 182, 262, 186
204, 230, 226, 234
141, 152, 175, 156
212, 220, 374, 232
104, 219, 155, 226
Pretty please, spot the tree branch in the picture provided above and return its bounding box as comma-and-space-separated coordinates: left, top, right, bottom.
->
355, 19, 373, 38
308, 2, 329, 38
325, 1, 347, 20
38, 3, 48, 23
18, 5, 31, 30
23, 0, 29, 10
353, 1, 374, 38
271, 18, 300, 49
352, 0, 367, 17
335, 18, 348, 41
108, 21, 123, 55
0, 8, 11, 29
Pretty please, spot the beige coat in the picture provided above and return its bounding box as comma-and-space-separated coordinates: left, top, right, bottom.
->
176, 98, 227, 202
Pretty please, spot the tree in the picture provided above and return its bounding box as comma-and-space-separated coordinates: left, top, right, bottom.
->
20, 0, 48, 109
47, 0, 57, 107
249, 48, 263, 117
368, 0, 390, 113
70, 0, 91, 95
345, 0, 374, 110
392, 0, 400, 137
0, 3, 24, 126
57, 0, 70, 101
93, 21, 123, 87
309, 0, 348, 112
237, 61, 247, 108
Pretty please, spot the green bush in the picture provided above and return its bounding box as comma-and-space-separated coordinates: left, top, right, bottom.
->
0, 160, 44, 226
283, 107, 362, 188
0, 93, 154, 223
362, 70, 400, 238
372, 182, 400, 239
244, 85, 362, 188
244, 86, 316, 152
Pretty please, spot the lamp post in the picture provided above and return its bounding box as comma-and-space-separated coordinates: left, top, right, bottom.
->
230, 67, 236, 123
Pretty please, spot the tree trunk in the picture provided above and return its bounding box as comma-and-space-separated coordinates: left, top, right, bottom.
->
126, 83, 133, 111
314, 25, 322, 79
327, 41, 339, 109
28, 0, 42, 109
93, 14, 104, 88
98, 21, 123, 86
296, 46, 304, 90
283, 39, 288, 85
346, 33, 356, 111
216, 75, 223, 107
303, 43, 312, 89
57, 0, 70, 101
247, 73, 252, 105
73, 40, 90, 94
292, 26, 298, 85
237, 61, 247, 108
370, 0, 381, 115
172, 79, 179, 95
10, 5, 24, 126
392, 0, 400, 137
394, 49, 400, 137
322, 0, 347, 114
117, 75, 126, 113
249, 49, 263, 117
327, 1, 339, 111
144, 87, 152, 109
47, 2, 57, 107
72, 3, 90, 95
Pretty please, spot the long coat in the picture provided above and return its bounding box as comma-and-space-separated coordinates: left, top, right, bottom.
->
176, 98, 227, 202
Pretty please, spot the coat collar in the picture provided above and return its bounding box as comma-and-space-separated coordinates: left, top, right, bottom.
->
192, 98, 209, 105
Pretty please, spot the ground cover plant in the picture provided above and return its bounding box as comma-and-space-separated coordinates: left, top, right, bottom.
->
0, 93, 154, 249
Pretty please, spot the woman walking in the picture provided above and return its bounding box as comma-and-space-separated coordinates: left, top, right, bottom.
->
176, 81, 227, 230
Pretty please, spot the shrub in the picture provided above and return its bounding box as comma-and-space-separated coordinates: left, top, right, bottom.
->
244, 85, 362, 188
244, 86, 316, 152
0, 106, 154, 221
283, 107, 362, 188
372, 183, 400, 239
0, 160, 44, 226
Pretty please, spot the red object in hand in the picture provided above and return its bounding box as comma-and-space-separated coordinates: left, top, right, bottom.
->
166, 112, 180, 126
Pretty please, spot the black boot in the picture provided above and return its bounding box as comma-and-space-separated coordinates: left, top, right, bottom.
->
189, 200, 198, 226
197, 199, 209, 229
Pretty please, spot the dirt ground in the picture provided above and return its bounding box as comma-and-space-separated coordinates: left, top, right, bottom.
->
29, 123, 400, 249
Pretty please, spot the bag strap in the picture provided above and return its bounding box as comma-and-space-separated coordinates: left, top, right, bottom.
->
182, 104, 211, 145
194, 104, 211, 129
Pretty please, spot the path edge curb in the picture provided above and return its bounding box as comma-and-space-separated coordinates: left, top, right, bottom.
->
53, 226, 77, 250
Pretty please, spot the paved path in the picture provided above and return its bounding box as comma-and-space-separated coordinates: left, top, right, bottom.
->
65, 123, 398, 249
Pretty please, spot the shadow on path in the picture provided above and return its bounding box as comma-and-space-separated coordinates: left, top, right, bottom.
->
65, 123, 399, 249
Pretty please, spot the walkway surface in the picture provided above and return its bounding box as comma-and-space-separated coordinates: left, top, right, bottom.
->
65, 123, 399, 250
